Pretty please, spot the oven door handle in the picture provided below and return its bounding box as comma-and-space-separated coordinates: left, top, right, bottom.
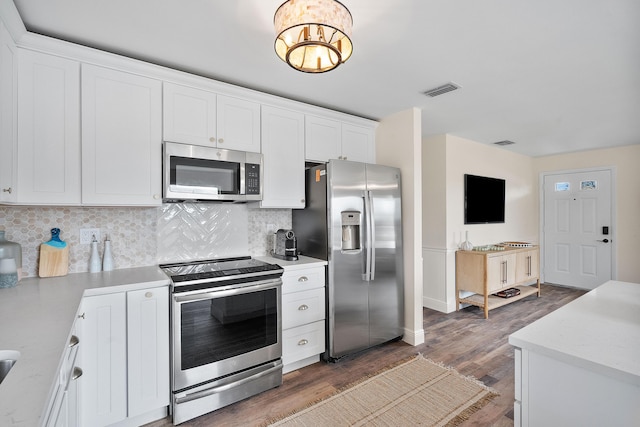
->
175, 363, 282, 405
173, 279, 281, 303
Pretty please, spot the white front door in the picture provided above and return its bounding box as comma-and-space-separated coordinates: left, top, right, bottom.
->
542, 169, 613, 289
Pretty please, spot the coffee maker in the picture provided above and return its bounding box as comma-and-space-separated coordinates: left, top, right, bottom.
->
273, 229, 298, 261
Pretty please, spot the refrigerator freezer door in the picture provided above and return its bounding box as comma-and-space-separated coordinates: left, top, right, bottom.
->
366, 164, 404, 347
327, 160, 369, 359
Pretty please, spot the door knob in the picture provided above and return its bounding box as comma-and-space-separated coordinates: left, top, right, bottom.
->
597, 239, 609, 243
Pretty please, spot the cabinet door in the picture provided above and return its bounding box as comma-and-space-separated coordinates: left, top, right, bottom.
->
127, 286, 170, 417
0, 21, 17, 203
163, 82, 217, 146
516, 249, 539, 283
81, 64, 162, 205
17, 49, 81, 204
217, 94, 261, 153
305, 115, 341, 162
487, 254, 517, 292
78, 293, 127, 427
341, 123, 375, 163
261, 105, 305, 208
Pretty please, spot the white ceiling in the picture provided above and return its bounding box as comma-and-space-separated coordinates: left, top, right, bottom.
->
11, 0, 640, 157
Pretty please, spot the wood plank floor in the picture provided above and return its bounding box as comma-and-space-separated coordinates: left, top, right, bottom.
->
146, 283, 586, 427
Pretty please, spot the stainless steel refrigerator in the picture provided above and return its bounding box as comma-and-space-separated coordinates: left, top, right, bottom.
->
292, 160, 404, 361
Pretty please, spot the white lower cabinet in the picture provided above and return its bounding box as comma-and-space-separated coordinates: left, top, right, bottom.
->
281, 265, 326, 373
43, 331, 81, 427
77, 286, 169, 427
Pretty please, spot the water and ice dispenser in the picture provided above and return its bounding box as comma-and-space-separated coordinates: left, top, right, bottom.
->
341, 211, 361, 251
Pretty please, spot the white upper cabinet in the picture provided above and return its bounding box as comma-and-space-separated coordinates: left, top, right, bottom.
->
341, 123, 375, 163
217, 94, 261, 153
0, 21, 17, 203
17, 49, 81, 205
305, 115, 341, 162
81, 64, 162, 205
261, 105, 305, 208
305, 114, 375, 164
163, 82, 261, 153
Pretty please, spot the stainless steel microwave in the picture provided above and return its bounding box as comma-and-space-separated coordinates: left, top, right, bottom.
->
163, 142, 263, 202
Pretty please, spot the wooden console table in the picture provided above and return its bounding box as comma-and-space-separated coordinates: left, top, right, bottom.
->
455, 246, 540, 318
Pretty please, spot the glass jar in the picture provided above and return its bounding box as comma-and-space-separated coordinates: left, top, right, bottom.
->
0, 227, 22, 287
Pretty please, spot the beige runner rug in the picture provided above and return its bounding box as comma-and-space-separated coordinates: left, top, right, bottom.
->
268, 354, 498, 427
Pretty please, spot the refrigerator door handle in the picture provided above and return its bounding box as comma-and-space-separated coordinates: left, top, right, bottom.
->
363, 191, 372, 281
368, 190, 376, 281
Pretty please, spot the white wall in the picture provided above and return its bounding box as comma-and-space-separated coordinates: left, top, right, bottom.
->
422, 134, 538, 312
376, 107, 424, 346
534, 144, 640, 282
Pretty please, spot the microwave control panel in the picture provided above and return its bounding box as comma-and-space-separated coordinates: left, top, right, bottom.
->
245, 164, 261, 194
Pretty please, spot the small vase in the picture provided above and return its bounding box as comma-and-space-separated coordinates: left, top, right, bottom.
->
461, 231, 474, 251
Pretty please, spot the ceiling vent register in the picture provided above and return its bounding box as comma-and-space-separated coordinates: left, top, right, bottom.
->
423, 82, 461, 97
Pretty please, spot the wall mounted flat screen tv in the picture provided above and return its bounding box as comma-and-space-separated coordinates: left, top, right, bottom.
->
464, 174, 505, 224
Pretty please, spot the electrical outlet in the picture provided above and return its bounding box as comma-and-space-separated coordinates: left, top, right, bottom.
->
79, 228, 101, 245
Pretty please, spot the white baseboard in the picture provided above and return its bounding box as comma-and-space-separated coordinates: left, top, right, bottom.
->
402, 327, 425, 346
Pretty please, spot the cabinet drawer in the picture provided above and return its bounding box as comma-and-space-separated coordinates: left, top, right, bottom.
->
282, 266, 325, 294
282, 320, 325, 365
282, 287, 325, 329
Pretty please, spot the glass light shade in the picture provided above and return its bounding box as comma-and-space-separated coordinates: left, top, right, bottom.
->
274, 0, 353, 73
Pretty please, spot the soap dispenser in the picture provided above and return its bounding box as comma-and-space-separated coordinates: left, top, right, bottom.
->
102, 235, 114, 272
89, 234, 101, 273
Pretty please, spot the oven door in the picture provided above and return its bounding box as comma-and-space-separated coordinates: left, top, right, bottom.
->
172, 278, 282, 392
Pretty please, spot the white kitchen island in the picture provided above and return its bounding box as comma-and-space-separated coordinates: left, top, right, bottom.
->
509, 280, 640, 426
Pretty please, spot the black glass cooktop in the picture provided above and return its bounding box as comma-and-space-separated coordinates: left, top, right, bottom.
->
160, 256, 282, 283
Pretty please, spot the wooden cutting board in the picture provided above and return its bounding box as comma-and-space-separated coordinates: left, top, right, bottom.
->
39, 243, 69, 278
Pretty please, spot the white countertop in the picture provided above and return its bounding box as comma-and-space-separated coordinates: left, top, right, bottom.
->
0, 266, 169, 427
509, 280, 640, 386
256, 254, 327, 270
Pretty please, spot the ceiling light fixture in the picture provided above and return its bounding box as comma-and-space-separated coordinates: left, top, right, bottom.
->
274, 0, 353, 73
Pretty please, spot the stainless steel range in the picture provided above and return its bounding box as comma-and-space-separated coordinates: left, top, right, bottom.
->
160, 257, 284, 424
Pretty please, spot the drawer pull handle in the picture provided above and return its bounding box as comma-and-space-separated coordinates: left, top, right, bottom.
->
145, 291, 153, 298
298, 304, 309, 311
298, 339, 309, 346
77, 313, 85, 320
298, 276, 308, 282
72, 367, 83, 380
68, 335, 79, 348
2, 187, 11, 194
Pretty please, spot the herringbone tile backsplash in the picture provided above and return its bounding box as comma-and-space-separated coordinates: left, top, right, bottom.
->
0, 204, 291, 277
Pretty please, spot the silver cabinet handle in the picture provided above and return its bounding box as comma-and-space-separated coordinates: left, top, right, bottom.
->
298, 304, 309, 311
68, 335, 79, 348
209, 137, 216, 143
298, 339, 309, 346
145, 291, 153, 298
2, 187, 11, 194
298, 276, 308, 282
77, 313, 85, 320
218, 138, 224, 143
72, 367, 83, 380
